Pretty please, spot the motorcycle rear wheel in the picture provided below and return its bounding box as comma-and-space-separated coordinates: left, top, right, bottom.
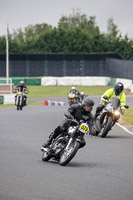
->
101, 116, 112, 138
59, 140, 80, 166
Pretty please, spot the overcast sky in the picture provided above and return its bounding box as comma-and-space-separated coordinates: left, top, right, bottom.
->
0, 0, 133, 39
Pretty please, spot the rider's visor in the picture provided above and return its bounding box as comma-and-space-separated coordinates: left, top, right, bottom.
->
84, 105, 92, 112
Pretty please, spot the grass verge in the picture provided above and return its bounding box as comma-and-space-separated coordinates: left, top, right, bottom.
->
27, 85, 113, 98
122, 108, 133, 126
0, 85, 132, 128
0, 104, 14, 109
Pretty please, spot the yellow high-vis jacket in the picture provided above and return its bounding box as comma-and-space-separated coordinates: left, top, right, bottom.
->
101, 88, 126, 110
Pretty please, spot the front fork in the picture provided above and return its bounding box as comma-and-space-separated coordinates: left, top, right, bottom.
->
65, 138, 73, 150
65, 127, 80, 150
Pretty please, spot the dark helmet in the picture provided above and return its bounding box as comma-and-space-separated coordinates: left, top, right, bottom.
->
82, 97, 94, 112
114, 82, 124, 95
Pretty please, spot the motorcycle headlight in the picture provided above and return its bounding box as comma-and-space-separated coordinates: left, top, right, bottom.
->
114, 111, 120, 116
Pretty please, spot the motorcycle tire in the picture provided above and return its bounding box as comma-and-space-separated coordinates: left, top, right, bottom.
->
70, 99, 73, 106
20, 106, 23, 110
69, 102, 72, 106
101, 116, 112, 138
59, 140, 80, 166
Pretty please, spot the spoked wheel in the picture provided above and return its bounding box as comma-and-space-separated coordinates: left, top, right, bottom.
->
59, 140, 80, 166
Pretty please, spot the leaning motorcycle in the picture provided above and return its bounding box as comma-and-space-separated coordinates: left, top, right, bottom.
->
68, 92, 79, 106
95, 97, 129, 138
15, 92, 25, 110
41, 119, 90, 166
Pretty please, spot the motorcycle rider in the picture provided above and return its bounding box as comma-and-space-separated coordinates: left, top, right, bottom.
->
69, 86, 80, 96
80, 92, 85, 102
95, 82, 126, 119
42, 97, 95, 149
14, 81, 29, 105
69, 86, 80, 102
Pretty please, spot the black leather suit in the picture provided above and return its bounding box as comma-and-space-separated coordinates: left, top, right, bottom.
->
50, 104, 94, 148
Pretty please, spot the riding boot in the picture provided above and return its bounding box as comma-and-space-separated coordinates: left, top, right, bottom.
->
23, 98, 27, 106
42, 125, 64, 148
42, 132, 55, 148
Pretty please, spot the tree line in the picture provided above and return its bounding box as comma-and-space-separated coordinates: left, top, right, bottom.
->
0, 10, 133, 60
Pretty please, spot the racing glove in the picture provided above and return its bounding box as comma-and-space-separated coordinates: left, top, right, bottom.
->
121, 109, 125, 115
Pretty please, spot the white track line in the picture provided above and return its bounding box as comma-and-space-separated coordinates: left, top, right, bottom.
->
116, 123, 133, 136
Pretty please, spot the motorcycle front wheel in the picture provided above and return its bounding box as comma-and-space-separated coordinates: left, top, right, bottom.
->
59, 140, 80, 166
69, 99, 73, 106
101, 116, 113, 138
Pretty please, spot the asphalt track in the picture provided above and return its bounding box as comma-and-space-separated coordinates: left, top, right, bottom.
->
0, 96, 133, 200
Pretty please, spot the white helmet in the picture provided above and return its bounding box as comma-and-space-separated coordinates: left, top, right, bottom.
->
71, 86, 75, 90
20, 81, 24, 85
81, 92, 84, 95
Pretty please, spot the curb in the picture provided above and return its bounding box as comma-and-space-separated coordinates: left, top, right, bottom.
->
44, 100, 65, 106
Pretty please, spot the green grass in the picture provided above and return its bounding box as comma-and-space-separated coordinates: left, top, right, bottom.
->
1, 85, 133, 128
27, 85, 112, 98
0, 104, 14, 109
123, 108, 133, 126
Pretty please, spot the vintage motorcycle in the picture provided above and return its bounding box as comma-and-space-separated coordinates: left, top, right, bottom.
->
41, 119, 90, 166
15, 91, 27, 111
68, 92, 80, 106
94, 97, 129, 138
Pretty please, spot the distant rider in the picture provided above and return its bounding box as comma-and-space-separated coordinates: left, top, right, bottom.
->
14, 81, 29, 106
42, 97, 95, 149
69, 86, 80, 96
95, 82, 126, 119
80, 92, 85, 102
69, 86, 80, 102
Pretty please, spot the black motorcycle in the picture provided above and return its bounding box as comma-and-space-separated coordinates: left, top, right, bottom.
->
41, 119, 90, 166
15, 91, 25, 110
94, 97, 129, 138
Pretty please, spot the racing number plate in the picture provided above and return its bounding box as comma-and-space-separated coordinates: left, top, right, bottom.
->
79, 123, 89, 134
17, 92, 22, 96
